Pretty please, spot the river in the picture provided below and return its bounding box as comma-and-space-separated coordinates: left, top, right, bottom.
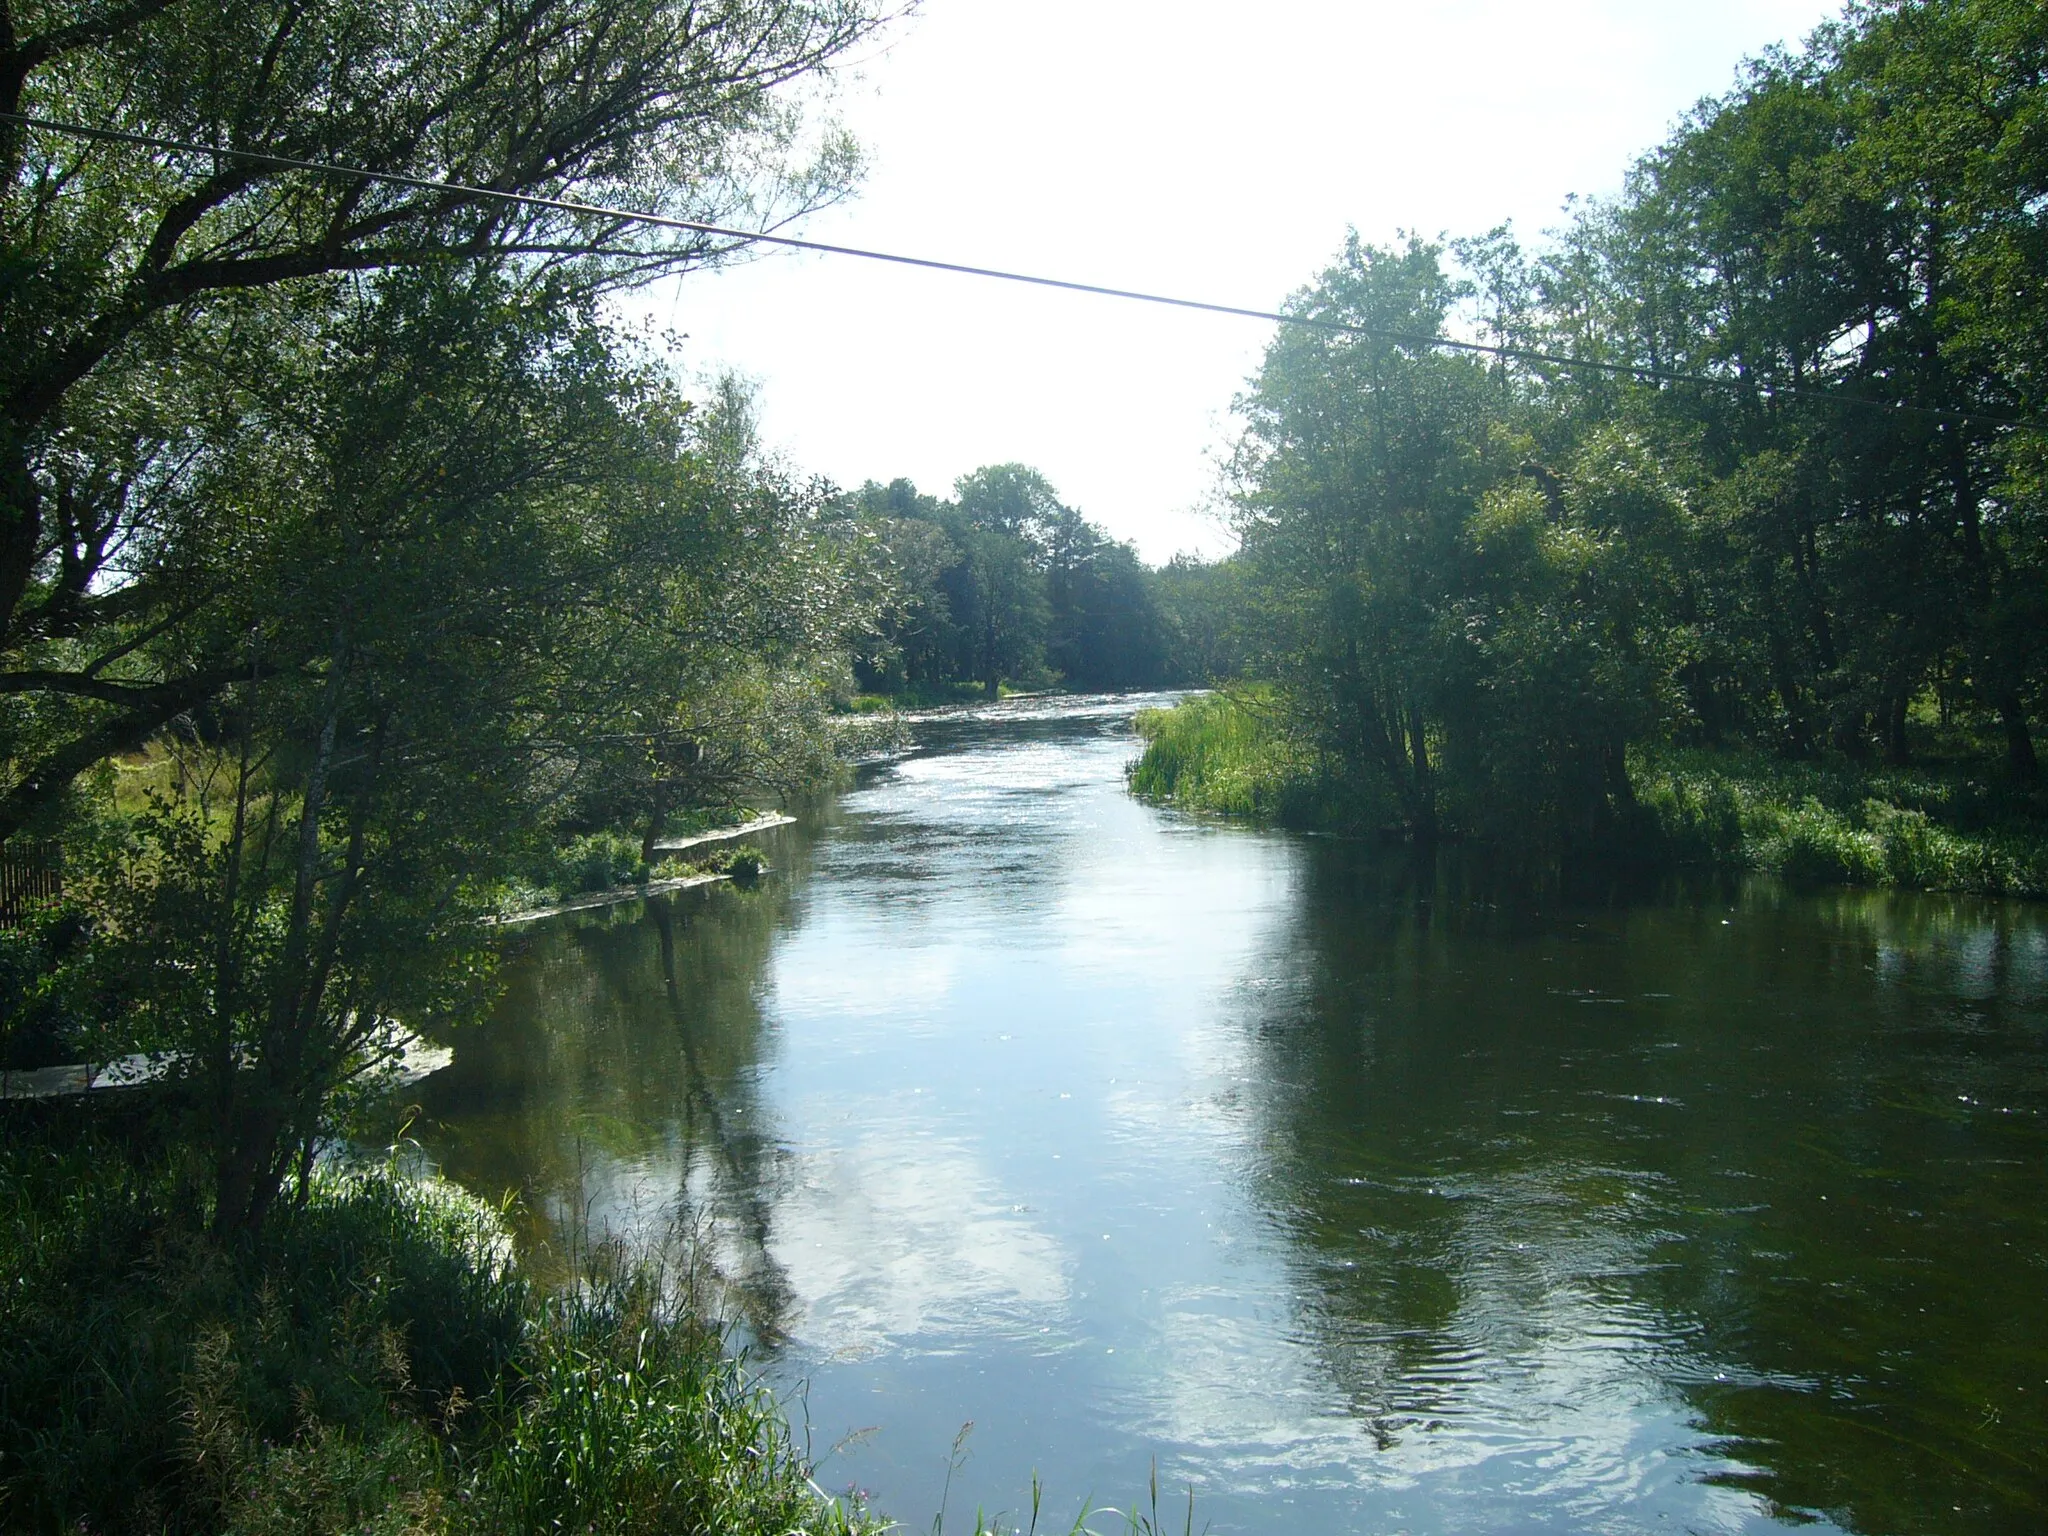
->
411, 694, 2048, 1535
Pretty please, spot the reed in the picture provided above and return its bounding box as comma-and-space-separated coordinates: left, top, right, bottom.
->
1127, 690, 1322, 825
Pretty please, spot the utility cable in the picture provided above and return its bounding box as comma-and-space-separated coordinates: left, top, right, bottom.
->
4, 109, 2043, 434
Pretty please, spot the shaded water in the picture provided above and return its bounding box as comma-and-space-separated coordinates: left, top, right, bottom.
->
413, 695, 2048, 1534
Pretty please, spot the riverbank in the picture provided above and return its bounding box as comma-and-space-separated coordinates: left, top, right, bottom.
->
0, 1107, 883, 1535
491, 815, 792, 926
1130, 692, 2048, 897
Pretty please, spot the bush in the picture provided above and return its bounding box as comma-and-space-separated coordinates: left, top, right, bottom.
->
0, 1140, 526, 1532
651, 842, 766, 883
558, 832, 652, 895
0, 1136, 873, 1535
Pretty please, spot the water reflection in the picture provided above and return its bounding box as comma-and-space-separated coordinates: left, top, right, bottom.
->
1244, 848, 2048, 1533
412, 698, 2048, 1535
417, 869, 804, 1335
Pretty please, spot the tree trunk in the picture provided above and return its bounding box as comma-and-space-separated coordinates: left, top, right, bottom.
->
1882, 688, 1911, 766
1769, 630, 1813, 757
213, 639, 349, 1241
1998, 692, 2039, 782
1405, 700, 1436, 847
640, 794, 670, 866
0, 433, 40, 643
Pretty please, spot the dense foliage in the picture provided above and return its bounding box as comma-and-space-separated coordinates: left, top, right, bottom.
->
1139, 0, 2048, 877
844, 465, 1219, 698
0, 0, 889, 1238
0, 1116, 881, 1534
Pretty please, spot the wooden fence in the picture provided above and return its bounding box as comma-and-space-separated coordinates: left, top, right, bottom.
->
0, 842, 63, 929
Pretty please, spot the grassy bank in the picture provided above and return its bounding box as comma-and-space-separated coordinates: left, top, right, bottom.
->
1128, 690, 1329, 825
1636, 749, 2048, 897
0, 1112, 879, 1535
841, 679, 993, 712
840, 679, 1060, 714
496, 832, 768, 917
1130, 693, 2048, 897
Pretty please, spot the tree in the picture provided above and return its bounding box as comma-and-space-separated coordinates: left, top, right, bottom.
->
1154, 553, 1247, 686
1233, 235, 1507, 843
1041, 509, 1164, 690
59, 273, 880, 1237
942, 516, 1047, 697
0, 0, 892, 1238
1533, 0, 2048, 771
846, 478, 962, 691
953, 462, 1064, 542
0, 0, 884, 842
844, 464, 1177, 698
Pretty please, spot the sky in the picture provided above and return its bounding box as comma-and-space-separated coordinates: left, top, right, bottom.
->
644, 0, 1847, 563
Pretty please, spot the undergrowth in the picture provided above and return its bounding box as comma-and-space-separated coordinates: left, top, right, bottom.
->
0, 1120, 875, 1535
1128, 695, 2048, 898
510, 813, 760, 904
1636, 749, 2048, 897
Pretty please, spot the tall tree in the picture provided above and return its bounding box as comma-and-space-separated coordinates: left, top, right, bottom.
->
0, 0, 883, 841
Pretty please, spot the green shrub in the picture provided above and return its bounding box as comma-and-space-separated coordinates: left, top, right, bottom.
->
0, 1143, 526, 1532
707, 842, 765, 879
559, 832, 651, 894
0, 1137, 877, 1535
652, 842, 766, 883
1129, 691, 1324, 824
1633, 748, 2048, 896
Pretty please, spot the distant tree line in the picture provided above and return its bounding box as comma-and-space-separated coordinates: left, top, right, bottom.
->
843, 464, 1230, 696
1152, 0, 2048, 863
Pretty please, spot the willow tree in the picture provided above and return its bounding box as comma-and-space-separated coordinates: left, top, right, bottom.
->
0, 0, 884, 842
62, 272, 882, 1238
0, 0, 891, 1237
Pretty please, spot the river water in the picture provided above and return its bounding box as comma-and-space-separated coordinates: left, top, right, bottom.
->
412, 694, 2048, 1534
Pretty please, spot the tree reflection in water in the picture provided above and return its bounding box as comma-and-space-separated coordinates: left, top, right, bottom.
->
402, 721, 2048, 1535
414, 857, 808, 1345
1236, 844, 2048, 1534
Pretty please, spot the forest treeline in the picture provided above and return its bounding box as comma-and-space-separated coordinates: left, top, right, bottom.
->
840, 466, 1230, 699
1134, 0, 2048, 892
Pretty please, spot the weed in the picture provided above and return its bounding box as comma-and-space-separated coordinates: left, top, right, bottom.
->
1634, 749, 2048, 896
0, 1133, 877, 1534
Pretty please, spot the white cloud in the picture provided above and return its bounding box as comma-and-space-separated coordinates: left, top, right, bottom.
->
771, 1132, 1070, 1356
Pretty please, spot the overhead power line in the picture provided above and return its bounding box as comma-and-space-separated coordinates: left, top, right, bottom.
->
5, 109, 2044, 434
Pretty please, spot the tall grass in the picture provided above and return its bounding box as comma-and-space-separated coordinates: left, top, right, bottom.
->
1129, 697, 2048, 899
1637, 748, 2048, 896
0, 1123, 880, 1535
1127, 691, 1324, 824
463, 1257, 865, 1536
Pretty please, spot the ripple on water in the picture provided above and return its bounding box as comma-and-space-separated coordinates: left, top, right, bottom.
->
415, 697, 2044, 1536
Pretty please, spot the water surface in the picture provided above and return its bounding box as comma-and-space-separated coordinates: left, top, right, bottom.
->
414, 695, 2048, 1534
